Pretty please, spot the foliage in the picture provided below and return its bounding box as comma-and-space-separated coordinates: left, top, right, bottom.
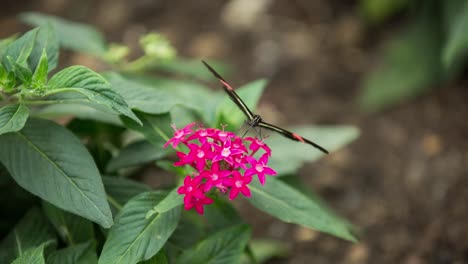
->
359, 0, 468, 111
0, 12, 359, 263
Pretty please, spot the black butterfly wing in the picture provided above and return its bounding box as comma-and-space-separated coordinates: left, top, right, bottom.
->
258, 121, 329, 154
202, 60, 255, 121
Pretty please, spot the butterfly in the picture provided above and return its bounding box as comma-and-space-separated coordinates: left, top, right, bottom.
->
202, 60, 329, 154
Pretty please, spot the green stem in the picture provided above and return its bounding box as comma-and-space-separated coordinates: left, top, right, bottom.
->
120, 55, 157, 73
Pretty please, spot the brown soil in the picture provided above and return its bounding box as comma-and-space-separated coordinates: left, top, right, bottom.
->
2, 0, 468, 263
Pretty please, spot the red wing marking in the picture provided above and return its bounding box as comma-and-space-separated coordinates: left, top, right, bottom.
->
292, 133, 305, 143
220, 80, 234, 91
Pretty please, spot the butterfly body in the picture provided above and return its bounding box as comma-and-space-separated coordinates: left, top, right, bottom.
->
202, 60, 328, 154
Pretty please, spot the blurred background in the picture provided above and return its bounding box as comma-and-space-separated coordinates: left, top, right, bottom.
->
2, 0, 468, 263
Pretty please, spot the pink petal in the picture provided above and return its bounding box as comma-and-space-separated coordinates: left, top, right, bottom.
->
240, 186, 251, 197
195, 203, 204, 214
244, 169, 256, 178
229, 188, 240, 200
263, 167, 277, 176
257, 173, 266, 185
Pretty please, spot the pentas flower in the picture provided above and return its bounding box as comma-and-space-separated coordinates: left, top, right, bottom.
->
165, 123, 276, 214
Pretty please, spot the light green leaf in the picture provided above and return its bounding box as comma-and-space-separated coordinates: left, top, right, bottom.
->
107, 140, 167, 172
443, 0, 468, 70
0, 34, 17, 58
105, 73, 182, 115
12, 241, 53, 264
47, 66, 141, 125
0, 104, 29, 135
1, 27, 38, 72
0, 118, 113, 228
217, 79, 267, 129
46, 241, 98, 264
146, 189, 183, 218
13, 59, 33, 85
20, 12, 107, 57
121, 112, 172, 147
29, 23, 59, 72
38, 104, 122, 126
99, 191, 181, 264
177, 224, 251, 264
31, 48, 49, 88
0, 208, 56, 264
102, 176, 151, 214
267, 125, 359, 175
248, 177, 357, 242
42, 201, 94, 245
358, 3, 443, 111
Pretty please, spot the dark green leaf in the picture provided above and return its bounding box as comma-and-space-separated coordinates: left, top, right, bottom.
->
46, 241, 98, 264
31, 48, 49, 88
47, 66, 142, 125
267, 125, 359, 175
105, 73, 182, 115
146, 189, 183, 217
107, 140, 167, 172
102, 176, 151, 214
177, 224, 251, 264
20, 12, 107, 57
0, 118, 113, 228
29, 23, 59, 72
99, 191, 181, 264
13, 59, 33, 85
0, 104, 29, 135
137, 250, 168, 264
248, 177, 357, 241
442, 0, 468, 70
359, 3, 444, 111
42, 201, 94, 245
0, 208, 56, 264
121, 112, 172, 147
204, 196, 243, 231
360, 0, 409, 24
1, 27, 38, 72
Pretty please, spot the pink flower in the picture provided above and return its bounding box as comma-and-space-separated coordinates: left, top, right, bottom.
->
245, 137, 271, 156
185, 142, 214, 171
164, 123, 195, 148
200, 162, 231, 192
166, 123, 276, 214
225, 171, 252, 200
245, 153, 277, 185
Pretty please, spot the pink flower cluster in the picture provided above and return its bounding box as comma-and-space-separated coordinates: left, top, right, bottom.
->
164, 123, 276, 214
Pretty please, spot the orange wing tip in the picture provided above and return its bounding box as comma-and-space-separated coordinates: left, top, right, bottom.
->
292, 133, 305, 143
220, 79, 234, 91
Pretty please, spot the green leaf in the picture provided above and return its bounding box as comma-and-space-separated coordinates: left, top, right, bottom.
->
146, 189, 183, 218
442, 0, 468, 70
0, 104, 29, 135
1, 27, 38, 72
217, 79, 267, 129
204, 196, 243, 231
12, 59, 33, 85
105, 73, 182, 115
123, 74, 220, 125
121, 112, 172, 147
107, 140, 167, 172
0, 34, 17, 58
47, 66, 142, 125
20, 12, 107, 57
0, 208, 56, 264
102, 176, 151, 214
267, 125, 359, 175
31, 48, 49, 88
0, 118, 113, 228
360, 0, 408, 24
12, 241, 53, 264
137, 250, 168, 264
99, 191, 181, 264
240, 239, 289, 264
42, 201, 94, 245
29, 23, 59, 72
358, 3, 444, 111
177, 224, 251, 264
248, 177, 356, 242
46, 242, 98, 264
38, 104, 122, 126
